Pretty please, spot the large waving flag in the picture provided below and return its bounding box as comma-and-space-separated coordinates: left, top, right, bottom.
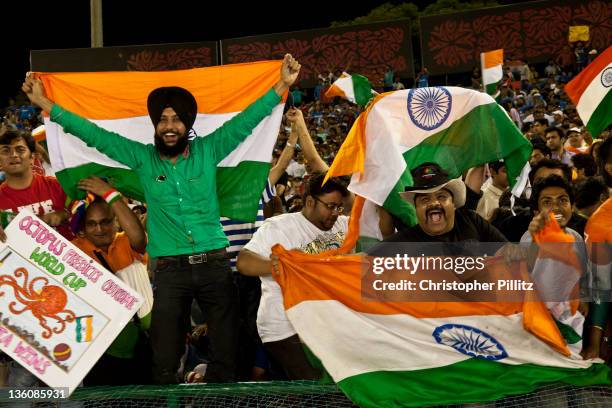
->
326, 87, 532, 227
271, 202, 611, 407
38, 61, 285, 222
565, 45, 612, 137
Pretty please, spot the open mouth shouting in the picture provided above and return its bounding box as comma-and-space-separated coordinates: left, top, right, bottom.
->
426, 207, 446, 225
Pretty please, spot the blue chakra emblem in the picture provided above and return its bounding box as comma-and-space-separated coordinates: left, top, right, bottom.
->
407, 87, 452, 131
432, 324, 508, 361
601, 67, 612, 88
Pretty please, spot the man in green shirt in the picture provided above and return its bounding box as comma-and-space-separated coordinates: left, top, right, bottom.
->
22, 54, 301, 384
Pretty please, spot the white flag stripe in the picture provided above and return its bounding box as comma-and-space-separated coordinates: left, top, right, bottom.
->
482, 66, 503, 86
334, 74, 356, 102
45, 104, 284, 172
289, 300, 591, 383
576, 62, 612, 124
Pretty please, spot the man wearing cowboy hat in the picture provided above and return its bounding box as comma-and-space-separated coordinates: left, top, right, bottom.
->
386, 163, 507, 243
22, 54, 302, 384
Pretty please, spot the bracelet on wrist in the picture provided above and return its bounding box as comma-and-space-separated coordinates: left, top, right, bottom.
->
102, 189, 122, 205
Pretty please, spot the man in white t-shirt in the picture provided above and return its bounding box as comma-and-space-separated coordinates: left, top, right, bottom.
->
237, 173, 349, 379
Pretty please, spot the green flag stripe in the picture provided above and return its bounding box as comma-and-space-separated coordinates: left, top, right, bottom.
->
56, 160, 270, 222
338, 359, 611, 408
352, 74, 373, 106
585, 90, 612, 137
554, 318, 582, 345
216, 161, 271, 222
75, 318, 82, 343
485, 82, 499, 96
379, 103, 530, 226
56, 164, 144, 202
402, 103, 531, 187
382, 172, 418, 227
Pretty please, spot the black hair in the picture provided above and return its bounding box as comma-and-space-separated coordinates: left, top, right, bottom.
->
488, 160, 505, 173
574, 177, 609, 210
521, 122, 532, 134
498, 189, 530, 209
534, 118, 549, 127
598, 137, 612, 187
531, 139, 551, 156
131, 205, 147, 214
528, 159, 571, 184
530, 174, 574, 209
0, 129, 35, 153
303, 173, 349, 199
571, 153, 597, 177
544, 126, 565, 140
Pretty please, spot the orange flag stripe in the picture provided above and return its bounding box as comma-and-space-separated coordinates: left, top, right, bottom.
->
482, 49, 504, 69
324, 92, 389, 182
36, 60, 283, 120
565, 45, 612, 105
272, 245, 570, 355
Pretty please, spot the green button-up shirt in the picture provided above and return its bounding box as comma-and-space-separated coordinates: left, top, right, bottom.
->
51, 89, 280, 257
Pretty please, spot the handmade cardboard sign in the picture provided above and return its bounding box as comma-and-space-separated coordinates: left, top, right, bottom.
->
0, 211, 143, 394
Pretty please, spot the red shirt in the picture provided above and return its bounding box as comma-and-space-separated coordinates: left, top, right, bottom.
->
0, 175, 73, 239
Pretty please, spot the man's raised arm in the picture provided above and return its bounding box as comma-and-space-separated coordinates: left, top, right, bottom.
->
206, 54, 302, 163
22, 75, 146, 170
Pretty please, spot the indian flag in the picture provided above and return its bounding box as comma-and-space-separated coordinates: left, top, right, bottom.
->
481, 49, 504, 98
584, 198, 612, 331
38, 61, 285, 222
75, 315, 93, 343
32, 125, 46, 142
565, 45, 612, 137
325, 72, 373, 106
532, 215, 586, 354
271, 206, 611, 407
326, 87, 532, 227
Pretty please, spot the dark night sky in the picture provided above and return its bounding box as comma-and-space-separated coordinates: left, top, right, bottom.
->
2, 1, 400, 104
2, 0, 529, 105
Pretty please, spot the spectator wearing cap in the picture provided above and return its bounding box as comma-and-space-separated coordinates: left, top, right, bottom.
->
378, 163, 507, 243
566, 128, 589, 154
23, 55, 302, 384
551, 110, 564, 126
477, 161, 508, 221
237, 174, 349, 380
545, 127, 575, 167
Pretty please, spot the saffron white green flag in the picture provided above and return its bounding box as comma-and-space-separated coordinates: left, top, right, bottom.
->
38, 61, 285, 222
481, 49, 504, 98
327, 87, 532, 227
271, 230, 612, 408
566, 45, 612, 137
325, 72, 373, 106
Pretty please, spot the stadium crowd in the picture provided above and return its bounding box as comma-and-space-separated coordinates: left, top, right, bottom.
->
0, 44, 610, 390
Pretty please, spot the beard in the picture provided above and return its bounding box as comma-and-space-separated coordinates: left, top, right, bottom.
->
154, 132, 189, 157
